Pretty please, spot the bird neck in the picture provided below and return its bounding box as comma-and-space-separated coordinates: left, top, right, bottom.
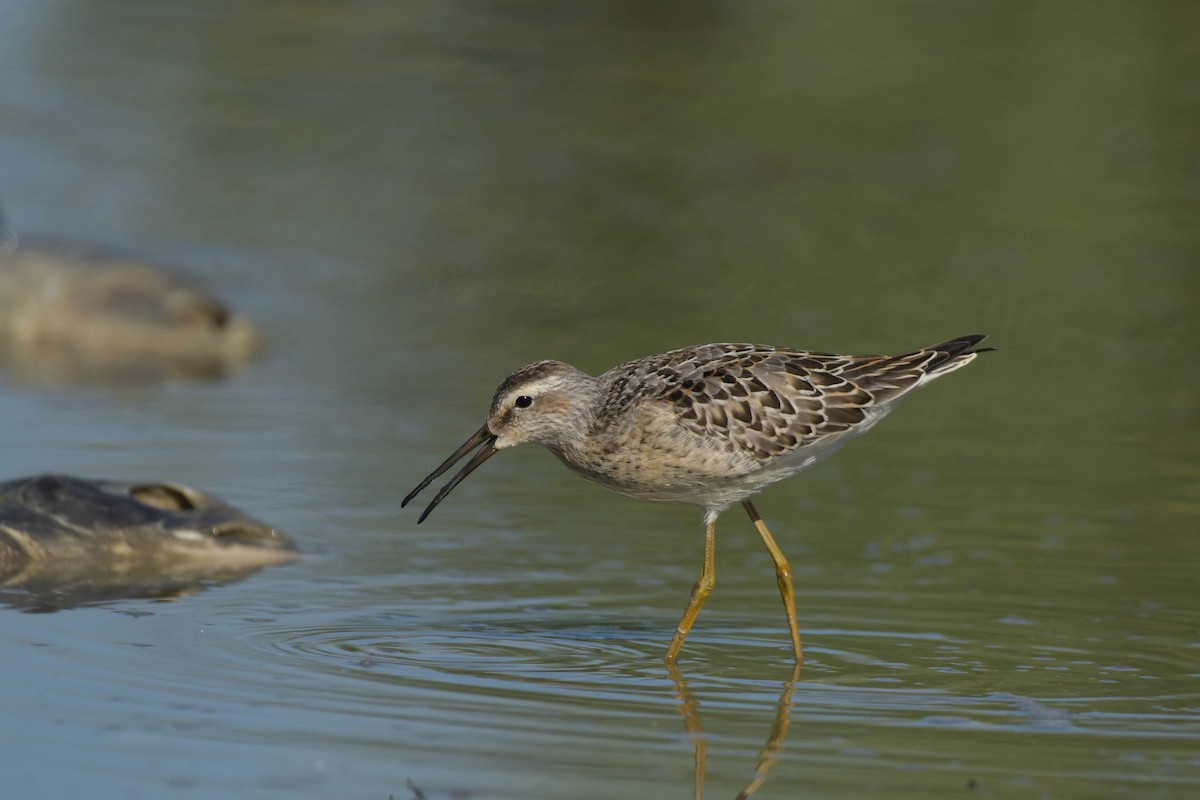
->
542, 376, 602, 462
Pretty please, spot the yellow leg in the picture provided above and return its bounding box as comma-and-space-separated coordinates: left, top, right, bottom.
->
742, 501, 803, 663
666, 518, 716, 661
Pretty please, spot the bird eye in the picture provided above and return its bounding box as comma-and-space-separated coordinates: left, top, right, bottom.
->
514, 395, 533, 409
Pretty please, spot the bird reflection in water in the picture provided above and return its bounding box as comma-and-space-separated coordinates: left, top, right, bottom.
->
667, 662, 802, 799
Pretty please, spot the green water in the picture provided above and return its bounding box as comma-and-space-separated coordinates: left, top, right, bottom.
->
0, 1, 1196, 798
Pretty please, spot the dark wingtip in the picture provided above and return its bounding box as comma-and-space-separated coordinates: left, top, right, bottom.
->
939, 334, 989, 356
932, 334, 994, 360
917, 334, 993, 374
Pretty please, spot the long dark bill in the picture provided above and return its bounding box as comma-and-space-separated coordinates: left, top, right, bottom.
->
401, 424, 499, 523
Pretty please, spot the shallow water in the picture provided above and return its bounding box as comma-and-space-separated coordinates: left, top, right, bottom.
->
1, 2, 1198, 798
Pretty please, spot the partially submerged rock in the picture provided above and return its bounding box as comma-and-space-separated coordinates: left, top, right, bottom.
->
0, 474, 297, 611
0, 241, 264, 384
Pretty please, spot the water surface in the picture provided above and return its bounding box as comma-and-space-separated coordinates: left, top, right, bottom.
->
1, 2, 1197, 798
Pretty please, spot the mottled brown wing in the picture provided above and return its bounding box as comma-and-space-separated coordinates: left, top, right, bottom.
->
602, 344, 844, 461
606, 337, 985, 462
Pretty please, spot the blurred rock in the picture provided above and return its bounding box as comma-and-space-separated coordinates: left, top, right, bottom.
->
0, 241, 264, 385
0, 474, 297, 611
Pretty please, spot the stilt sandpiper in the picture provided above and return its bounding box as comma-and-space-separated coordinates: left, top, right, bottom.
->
403, 334, 989, 662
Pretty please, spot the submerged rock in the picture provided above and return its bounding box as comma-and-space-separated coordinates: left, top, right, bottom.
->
0, 241, 264, 384
0, 474, 297, 611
